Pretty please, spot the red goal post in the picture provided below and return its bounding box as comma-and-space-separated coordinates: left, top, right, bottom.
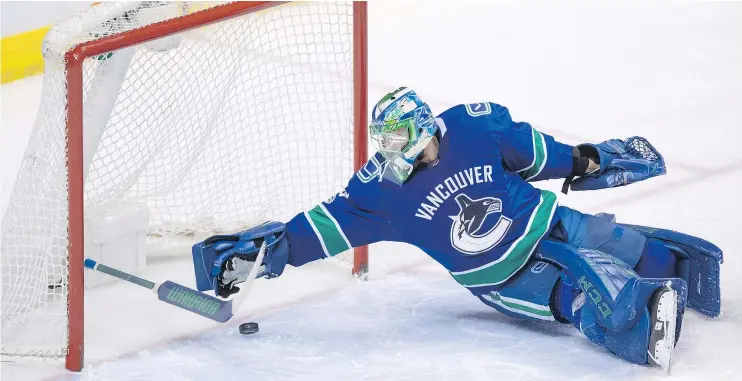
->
2, 1, 368, 372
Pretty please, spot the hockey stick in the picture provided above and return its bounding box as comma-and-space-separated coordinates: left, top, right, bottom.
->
83, 242, 266, 323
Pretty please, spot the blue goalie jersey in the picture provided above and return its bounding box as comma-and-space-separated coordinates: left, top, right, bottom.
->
285, 102, 575, 294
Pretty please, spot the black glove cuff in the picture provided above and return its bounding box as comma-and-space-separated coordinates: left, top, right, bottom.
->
572, 155, 591, 176
564, 146, 595, 195
574, 145, 599, 159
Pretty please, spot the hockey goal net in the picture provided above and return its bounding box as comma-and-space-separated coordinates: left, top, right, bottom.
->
0, 1, 368, 371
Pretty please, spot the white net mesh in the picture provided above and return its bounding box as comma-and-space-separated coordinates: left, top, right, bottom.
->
1, 1, 357, 359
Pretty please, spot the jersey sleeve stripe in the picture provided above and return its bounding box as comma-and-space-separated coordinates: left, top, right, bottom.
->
319, 203, 353, 250
449, 190, 558, 288
303, 210, 331, 258
304, 205, 351, 257
519, 128, 548, 181
515, 127, 538, 174
524, 130, 548, 181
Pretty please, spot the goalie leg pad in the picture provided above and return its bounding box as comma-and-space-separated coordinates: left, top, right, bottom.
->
536, 240, 686, 332
477, 259, 561, 322
635, 239, 677, 278
536, 240, 687, 364
620, 223, 722, 318
474, 240, 687, 365
606, 309, 654, 365
579, 298, 655, 365
553, 273, 653, 364
559, 276, 669, 365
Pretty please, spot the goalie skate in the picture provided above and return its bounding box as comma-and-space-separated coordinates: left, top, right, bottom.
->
647, 282, 678, 374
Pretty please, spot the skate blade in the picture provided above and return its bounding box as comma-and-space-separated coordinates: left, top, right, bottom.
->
648, 283, 678, 375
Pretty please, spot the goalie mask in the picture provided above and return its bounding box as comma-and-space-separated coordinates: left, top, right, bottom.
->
370, 87, 438, 185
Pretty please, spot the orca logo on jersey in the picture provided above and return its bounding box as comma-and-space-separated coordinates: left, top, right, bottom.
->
450, 194, 512, 255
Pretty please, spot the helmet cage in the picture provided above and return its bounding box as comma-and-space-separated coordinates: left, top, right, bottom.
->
369, 87, 438, 185
370, 116, 416, 155
369, 98, 435, 160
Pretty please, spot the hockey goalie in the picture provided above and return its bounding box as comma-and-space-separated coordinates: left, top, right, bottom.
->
192, 87, 723, 373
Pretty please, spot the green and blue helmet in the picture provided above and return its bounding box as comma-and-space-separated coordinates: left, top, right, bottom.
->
369, 87, 438, 184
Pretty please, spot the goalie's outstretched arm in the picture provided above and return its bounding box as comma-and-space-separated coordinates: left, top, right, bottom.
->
483, 102, 666, 191
285, 191, 392, 266
192, 181, 393, 298
483, 102, 577, 182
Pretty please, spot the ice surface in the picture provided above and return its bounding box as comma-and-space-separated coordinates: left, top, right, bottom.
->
2, 1, 742, 380
33, 260, 742, 381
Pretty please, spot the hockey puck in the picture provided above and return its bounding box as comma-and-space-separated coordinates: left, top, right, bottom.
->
239, 322, 259, 335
